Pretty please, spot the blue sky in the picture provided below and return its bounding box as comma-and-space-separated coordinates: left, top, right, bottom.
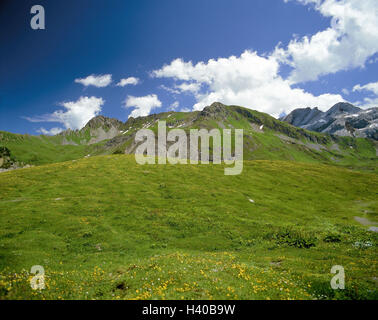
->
0, 0, 377, 134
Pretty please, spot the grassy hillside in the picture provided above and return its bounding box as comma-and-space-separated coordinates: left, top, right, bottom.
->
0, 155, 377, 300
0, 131, 106, 166
1, 103, 377, 171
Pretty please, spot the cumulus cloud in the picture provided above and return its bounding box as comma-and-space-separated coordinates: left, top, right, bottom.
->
124, 94, 162, 118
117, 77, 140, 87
278, 0, 378, 83
160, 82, 201, 94
75, 74, 112, 87
354, 97, 378, 109
159, 84, 180, 95
37, 127, 64, 136
353, 81, 378, 95
25, 96, 104, 130
151, 0, 378, 116
152, 50, 343, 117
352, 81, 378, 109
174, 82, 201, 94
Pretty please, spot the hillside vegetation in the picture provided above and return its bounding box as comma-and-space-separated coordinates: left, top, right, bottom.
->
0, 155, 377, 300
1, 103, 377, 171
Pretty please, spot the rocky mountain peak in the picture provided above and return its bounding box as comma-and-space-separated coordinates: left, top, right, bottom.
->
282, 102, 377, 140
84, 115, 124, 130
200, 102, 229, 118
325, 102, 361, 117
281, 107, 323, 127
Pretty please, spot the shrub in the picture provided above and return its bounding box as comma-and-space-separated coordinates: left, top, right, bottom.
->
265, 227, 317, 249
323, 234, 341, 243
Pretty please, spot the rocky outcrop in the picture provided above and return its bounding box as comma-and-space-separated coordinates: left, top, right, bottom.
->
0, 146, 31, 172
281, 102, 377, 140
200, 102, 232, 119
83, 115, 124, 131
58, 115, 126, 145
0, 146, 14, 169
281, 107, 324, 128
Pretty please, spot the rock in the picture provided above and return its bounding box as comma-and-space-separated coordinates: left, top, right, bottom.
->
84, 115, 124, 131
282, 102, 377, 140
0, 146, 15, 169
58, 115, 126, 145
280, 107, 323, 127
200, 102, 232, 119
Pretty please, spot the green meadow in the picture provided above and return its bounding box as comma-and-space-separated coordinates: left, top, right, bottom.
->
0, 155, 377, 300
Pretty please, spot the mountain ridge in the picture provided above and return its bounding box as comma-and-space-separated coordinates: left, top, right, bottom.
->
281, 102, 377, 140
1, 102, 377, 170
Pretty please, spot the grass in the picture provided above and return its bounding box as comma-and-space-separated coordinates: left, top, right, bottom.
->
1, 104, 377, 171
0, 131, 104, 165
0, 155, 377, 300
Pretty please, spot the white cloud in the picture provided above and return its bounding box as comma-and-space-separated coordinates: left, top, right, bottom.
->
352, 81, 378, 109
170, 101, 180, 110
124, 94, 162, 118
353, 81, 378, 95
174, 82, 201, 94
151, 0, 378, 116
368, 56, 378, 64
152, 50, 343, 117
37, 127, 64, 135
25, 96, 104, 130
160, 83, 201, 94
75, 74, 112, 87
354, 97, 378, 109
278, 0, 378, 83
117, 77, 140, 87
159, 84, 180, 94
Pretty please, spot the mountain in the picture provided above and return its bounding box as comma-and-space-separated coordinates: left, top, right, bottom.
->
281, 102, 378, 140
58, 115, 126, 145
1, 102, 377, 170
